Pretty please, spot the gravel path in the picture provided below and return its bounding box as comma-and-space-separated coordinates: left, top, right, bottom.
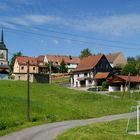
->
0, 112, 133, 140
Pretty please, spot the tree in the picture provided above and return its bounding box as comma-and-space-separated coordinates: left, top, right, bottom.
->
45, 62, 59, 73
79, 48, 92, 59
121, 63, 137, 76
9, 51, 22, 74
59, 59, 68, 73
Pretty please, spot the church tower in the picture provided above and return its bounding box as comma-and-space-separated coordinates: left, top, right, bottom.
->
0, 28, 8, 66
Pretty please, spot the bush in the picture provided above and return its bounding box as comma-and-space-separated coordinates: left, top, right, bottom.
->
101, 81, 109, 89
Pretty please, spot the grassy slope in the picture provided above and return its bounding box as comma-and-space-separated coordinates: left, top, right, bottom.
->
0, 80, 135, 136
56, 120, 140, 140
108, 92, 140, 100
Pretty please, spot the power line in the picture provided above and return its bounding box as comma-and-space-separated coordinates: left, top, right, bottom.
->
6, 22, 140, 47
5, 27, 140, 51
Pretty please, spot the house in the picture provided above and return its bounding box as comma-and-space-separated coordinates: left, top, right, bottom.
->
71, 54, 112, 87
106, 52, 127, 68
95, 72, 110, 86
108, 75, 140, 92
0, 29, 9, 80
13, 56, 49, 83
39, 55, 80, 72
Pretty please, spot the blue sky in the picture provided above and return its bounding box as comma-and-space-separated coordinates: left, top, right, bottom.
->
0, 0, 140, 59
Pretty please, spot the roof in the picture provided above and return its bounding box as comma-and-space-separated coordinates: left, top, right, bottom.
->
0, 29, 7, 50
95, 72, 110, 79
106, 52, 121, 63
73, 54, 103, 72
117, 75, 140, 83
109, 75, 140, 84
45, 55, 80, 64
37, 55, 45, 63
16, 56, 38, 66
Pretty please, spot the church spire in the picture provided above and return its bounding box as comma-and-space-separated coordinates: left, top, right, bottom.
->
1, 28, 4, 43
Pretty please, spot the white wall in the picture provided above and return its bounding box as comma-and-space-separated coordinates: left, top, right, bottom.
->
14, 74, 34, 82
108, 86, 120, 92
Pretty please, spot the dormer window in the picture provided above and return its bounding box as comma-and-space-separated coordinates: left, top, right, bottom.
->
21, 66, 24, 70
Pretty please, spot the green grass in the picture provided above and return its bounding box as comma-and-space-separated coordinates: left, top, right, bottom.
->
52, 76, 70, 84
108, 91, 140, 100
56, 119, 140, 140
0, 80, 136, 136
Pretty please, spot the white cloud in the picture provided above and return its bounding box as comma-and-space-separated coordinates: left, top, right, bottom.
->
1, 14, 64, 27
73, 14, 140, 36
1, 14, 140, 37
53, 39, 59, 45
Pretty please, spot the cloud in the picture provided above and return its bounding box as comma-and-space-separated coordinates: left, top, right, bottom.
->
73, 14, 140, 36
0, 14, 65, 27
1, 14, 140, 37
53, 39, 59, 45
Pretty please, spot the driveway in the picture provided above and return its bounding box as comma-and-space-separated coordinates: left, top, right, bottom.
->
0, 112, 133, 140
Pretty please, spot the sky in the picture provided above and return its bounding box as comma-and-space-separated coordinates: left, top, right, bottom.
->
0, 0, 140, 59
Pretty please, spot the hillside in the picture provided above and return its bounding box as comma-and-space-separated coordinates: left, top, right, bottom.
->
0, 80, 135, 136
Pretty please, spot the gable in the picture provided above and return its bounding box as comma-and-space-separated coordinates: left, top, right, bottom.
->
74, 55, 103, 72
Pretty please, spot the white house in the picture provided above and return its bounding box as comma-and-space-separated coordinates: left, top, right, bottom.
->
71, 54, 112, 87
38, 55, 80, 72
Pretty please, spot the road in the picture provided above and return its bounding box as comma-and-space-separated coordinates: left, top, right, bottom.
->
0, 112, 133, 140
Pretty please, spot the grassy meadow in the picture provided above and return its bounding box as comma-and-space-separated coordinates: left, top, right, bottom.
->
0, 80, 136, 136
108, 91, 140, 100
56, 119, 140, 140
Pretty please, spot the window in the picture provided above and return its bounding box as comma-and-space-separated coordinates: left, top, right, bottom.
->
84, 73, 87, 77
89, 80, 92, 84
77, 74, 79, 77
33, 67, 35, 70
0, 53, 4, 58
21, 66, 24, 70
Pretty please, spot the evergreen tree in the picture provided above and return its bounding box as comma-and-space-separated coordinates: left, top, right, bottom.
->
59, 59, 68, 73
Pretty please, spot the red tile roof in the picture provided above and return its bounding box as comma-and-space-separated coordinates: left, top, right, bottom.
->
37, 55, 45, 63
117, 75, 140, 83
95, 72, 110, 79
73, 54, 103, 72
45, 55, 80, 64
16, 56, 38, 66
106, 52, 121, 63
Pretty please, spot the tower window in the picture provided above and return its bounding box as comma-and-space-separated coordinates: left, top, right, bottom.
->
21, 66, 24, 70
0, 53, 4, 58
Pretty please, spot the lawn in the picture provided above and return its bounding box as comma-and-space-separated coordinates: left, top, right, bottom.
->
108, 91, 140, 100
0, 80, 136, 136
56, 119, 140, 140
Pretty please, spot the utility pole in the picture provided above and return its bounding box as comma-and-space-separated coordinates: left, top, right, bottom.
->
27, 60, 30, 121
128, 72, 131, 99
49, 61, 52, 84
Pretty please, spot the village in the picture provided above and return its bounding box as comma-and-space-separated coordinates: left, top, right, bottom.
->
1, 0, 140, 139
0, 28, 140, 93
